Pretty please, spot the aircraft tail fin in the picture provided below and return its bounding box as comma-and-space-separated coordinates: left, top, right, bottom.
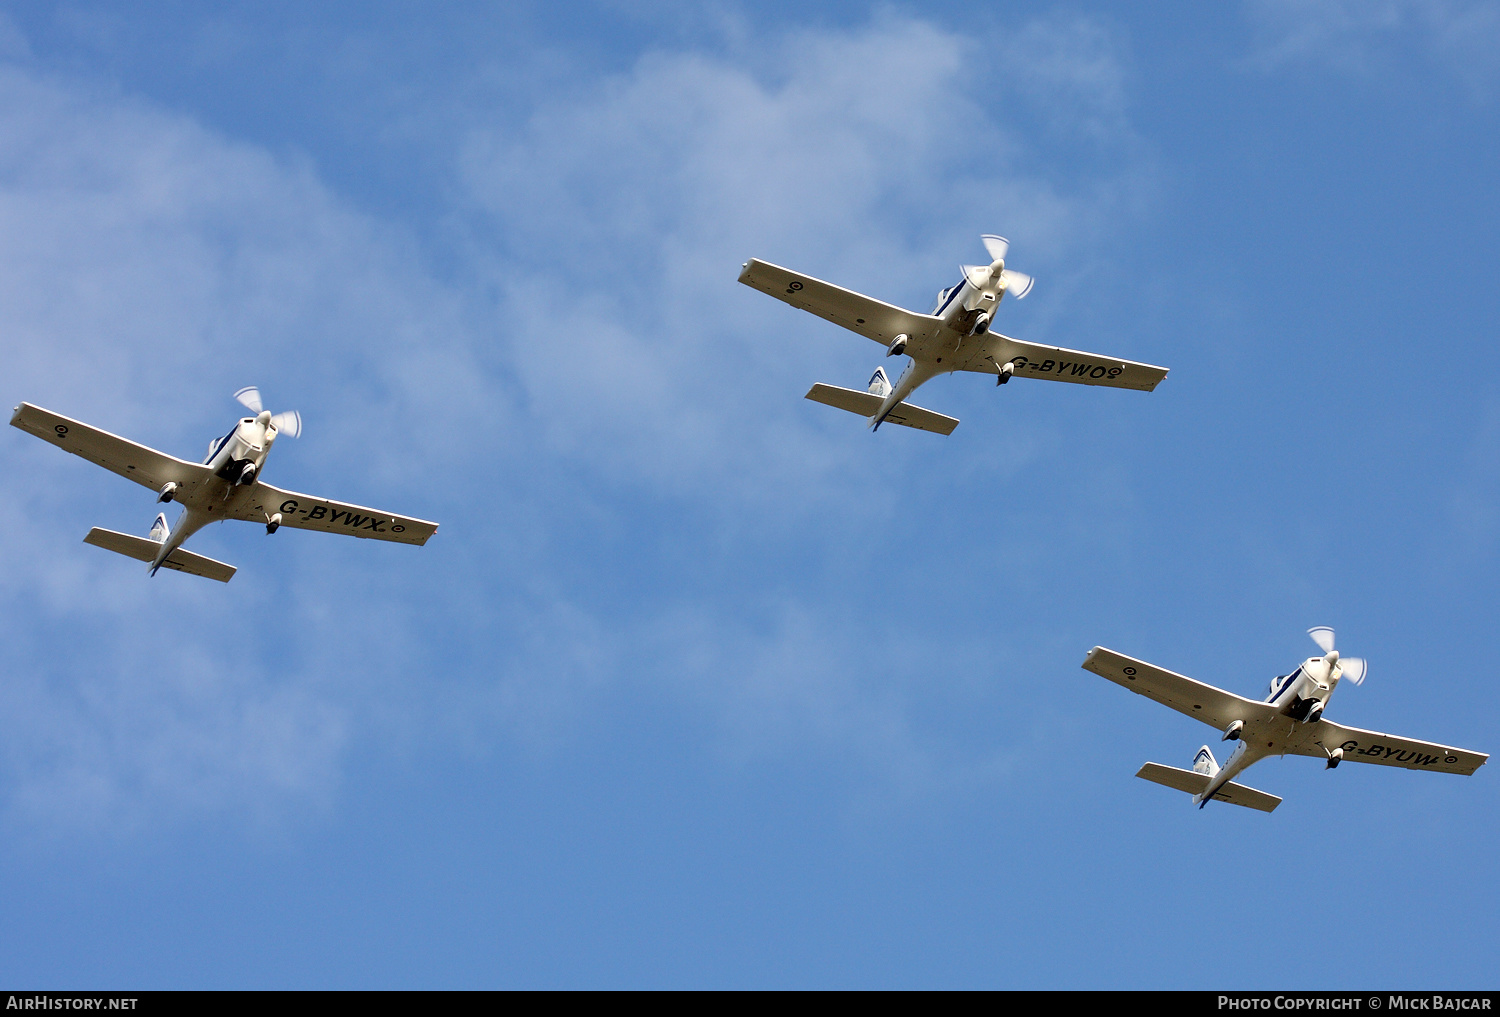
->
867, 367, 892, 398
149, 512, 170, 543
1136, 762, 1281, 813
805, 383, 958, 435
1192, 745, 1219, 777
83, 528, 236, 583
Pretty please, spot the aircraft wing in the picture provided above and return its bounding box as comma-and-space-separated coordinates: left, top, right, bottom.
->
10, 402, 215, 497
1083, 646, 1278, 732
738, 259, 941, 348
975, 335, 1169, 392
1291, 720, 1488, 776
228, 481, 438, 545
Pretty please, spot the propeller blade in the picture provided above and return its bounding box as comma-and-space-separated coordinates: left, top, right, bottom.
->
270, 410, 302, 439
234, 386, 264, 414
1001, 270, 1033, 299
1340, 657, 1368, 686
962, 264, 992, 288
981, 235, 1010, 263
1307, 626, 1336, 654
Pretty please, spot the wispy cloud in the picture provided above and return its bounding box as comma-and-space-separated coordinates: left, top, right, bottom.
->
0, 12, 1150, 833
460, 15, 1143, 501
1244, 0, 1500, 93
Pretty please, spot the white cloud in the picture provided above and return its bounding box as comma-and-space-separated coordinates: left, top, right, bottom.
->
451, 12, 1152, 781
460, 14, 1140, 509
0, 56, 489, 832
0, 12, 1151, 833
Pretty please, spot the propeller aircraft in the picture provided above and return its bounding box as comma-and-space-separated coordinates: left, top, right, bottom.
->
738, 235, 1170, 434
10, 388, 438, 582
1082, 628, 1487, 812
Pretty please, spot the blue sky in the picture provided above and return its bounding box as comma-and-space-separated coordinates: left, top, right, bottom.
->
0, 0, 1497, 989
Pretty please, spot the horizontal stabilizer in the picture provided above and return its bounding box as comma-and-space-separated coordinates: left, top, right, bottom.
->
1136, 762, 1281, 813
83, 528, 236, 583
805, 384, 958, 435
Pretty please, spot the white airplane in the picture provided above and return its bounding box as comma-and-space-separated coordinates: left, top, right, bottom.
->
1082, 628, 1487, 812
738, 235, 1170, 434
10, 388, 438, 582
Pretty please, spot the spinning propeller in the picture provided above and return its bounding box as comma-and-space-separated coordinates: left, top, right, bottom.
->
962, 234, 1035, 301
234, 387, 302, 438
1308, 626, 1367, 685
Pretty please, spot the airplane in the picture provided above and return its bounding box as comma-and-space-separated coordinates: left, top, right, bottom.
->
738, 235, 1170, 435
1082, 628, 1487, 812
10, 388, 438, 582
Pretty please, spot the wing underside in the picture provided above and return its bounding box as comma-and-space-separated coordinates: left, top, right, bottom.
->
1083, 646, 1276, 732
738, 260, 1167, 394
975, 336, 1170, 392
230, 481, 438, 545
1292, 720, 1487, 776
10, 402, 214, 496
738, 259, 940, 347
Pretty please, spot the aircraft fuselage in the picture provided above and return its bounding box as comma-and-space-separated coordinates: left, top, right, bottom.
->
150, 413, 282, 570
868, 275, 1008, 427
1193, 653, 1348, 805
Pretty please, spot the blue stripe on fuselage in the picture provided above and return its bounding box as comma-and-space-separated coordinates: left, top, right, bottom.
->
203, 427, 237, 465
936, 279, 966, 316
1267, 668, 1301, 704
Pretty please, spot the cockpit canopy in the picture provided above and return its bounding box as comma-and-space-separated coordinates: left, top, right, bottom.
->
1269, 669, 1299, 698
932, 282, 961, 315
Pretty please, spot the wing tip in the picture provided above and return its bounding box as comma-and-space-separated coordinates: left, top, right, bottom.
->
1082, 645, 1118, 670
736, 258, 766, 285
